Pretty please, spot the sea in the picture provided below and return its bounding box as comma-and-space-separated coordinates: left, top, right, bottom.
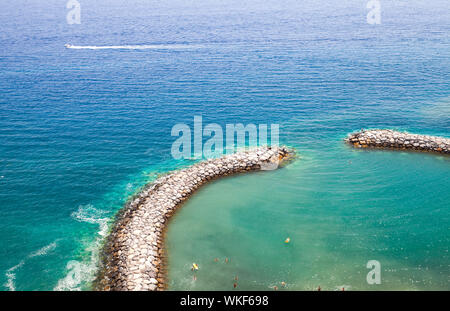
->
0, 0, 449, 290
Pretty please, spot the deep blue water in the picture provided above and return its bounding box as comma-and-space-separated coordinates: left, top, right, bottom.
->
0, 0, 449, 290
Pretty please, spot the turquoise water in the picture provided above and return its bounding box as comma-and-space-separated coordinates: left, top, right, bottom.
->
0, 0, 449, 290
167, 134, 450, 290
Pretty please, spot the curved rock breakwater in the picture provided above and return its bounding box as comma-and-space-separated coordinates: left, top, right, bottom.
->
96, 146, 294, 291
346, 129, 450, 155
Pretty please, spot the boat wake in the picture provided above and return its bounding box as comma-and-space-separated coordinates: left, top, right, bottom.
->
64, 43, 204, 50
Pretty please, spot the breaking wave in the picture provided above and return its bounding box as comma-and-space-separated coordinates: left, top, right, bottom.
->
29, 241, 58, 258
54, 204, 111, 291
71, 204, 110, 237
4, 261, 24, 291
4, 240, 58, 291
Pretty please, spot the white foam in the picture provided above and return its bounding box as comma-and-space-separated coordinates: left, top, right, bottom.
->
54, 261, 82, 291
71, 204, 109, 237
4, 261, 24, 291
54, 204, 111, 291
65, 44, 203, 50
126, 183, 134, 192
54, 236, 104, 291
4, 240, 59, 291
4, 272, 16, 291
29, 241, 58, 258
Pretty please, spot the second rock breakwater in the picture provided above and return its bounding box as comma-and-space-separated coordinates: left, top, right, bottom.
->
96, 146, 294, 291
346, 129, 450, 154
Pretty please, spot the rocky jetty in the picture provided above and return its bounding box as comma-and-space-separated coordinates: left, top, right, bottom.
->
96, 146, 294, 291
346, 129, 450, 154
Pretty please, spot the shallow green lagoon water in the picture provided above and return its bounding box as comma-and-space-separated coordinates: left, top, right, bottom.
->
166, 141, 449, 290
